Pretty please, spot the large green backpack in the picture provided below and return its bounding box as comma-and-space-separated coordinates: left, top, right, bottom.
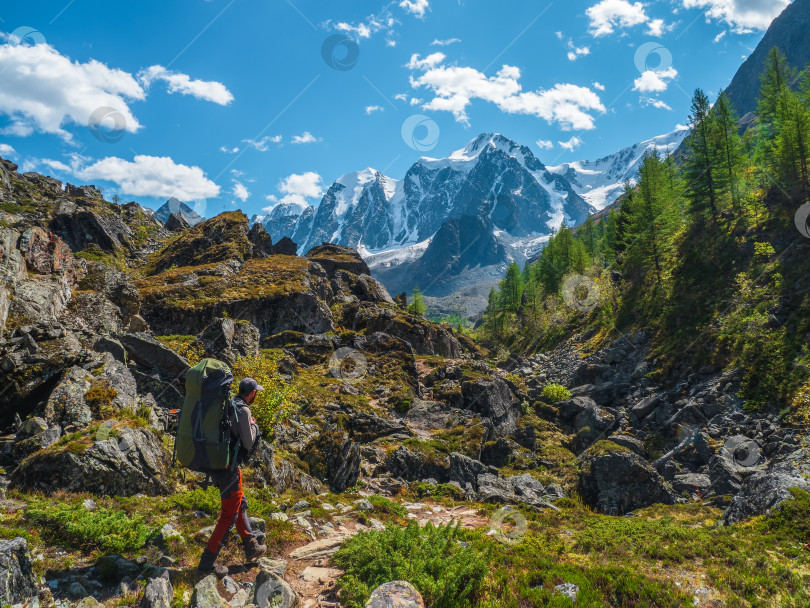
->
175, 358, 238, 472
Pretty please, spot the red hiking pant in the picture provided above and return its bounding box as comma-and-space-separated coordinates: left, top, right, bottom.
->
206, 467, 254, 553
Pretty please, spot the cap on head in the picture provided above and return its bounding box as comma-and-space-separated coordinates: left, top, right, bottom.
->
238, 377, 264, 395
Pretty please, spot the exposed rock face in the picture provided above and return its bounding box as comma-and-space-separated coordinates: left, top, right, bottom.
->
196, 317, 261, 365
11, 426, 171, 496
579, 443, 675, 515
272, 236, 298, 256
251, 442, 326, 495
385, 446, 450, 482
724, 0, 810, 122
302, 430, 361, 493
306, 243, 370, 276
344, 302, 461, 357
723, 446, 810, 524
248, 222, 274, 258
461, 378, 519, 437
164, 212, 189, 232
0, 537, 37, 607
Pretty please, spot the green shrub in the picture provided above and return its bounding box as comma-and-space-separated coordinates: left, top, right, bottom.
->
25, 501, 154, 553
541, 383, 571, 403
367, 495, 407, 518
764, 487, 810, 542
333, 521, 488, 608
393, 399, 412, 414
169, 485, 221, 515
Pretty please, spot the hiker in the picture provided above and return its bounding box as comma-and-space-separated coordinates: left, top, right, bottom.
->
197, 377, 268, 576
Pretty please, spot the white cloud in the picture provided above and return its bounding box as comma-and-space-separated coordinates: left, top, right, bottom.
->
76, 155, 220, 200
633, 67, 678, 93
220, 146, 239, 154
592, 81, 606, 91
242, 135, 282, 151
334, 21, 373, 39
641, 97, 673, 110
555, 31, 565, 39
291, 131, 320, 144
713, 30, 727, 42
431, 38, 460, 46
365, 105, 384, 114
645, 18, 676, 36
566, 39, 591, 61
682, 0, 790, 32
0, 143, 16, 159
395, 93, 409, 101
409, 58, 605, 130
586, 0, 648, 36
232, 181, 249, 202
559, 136, 583, 151
137, 66, 233, 105
279, 172, 323, 198
536, 139, 554, 150
406, 52, 446, 70
410, 97, 423, 105
268, 171, 324, 207
0, 39, 144, 140
0, 35, 231, 142
400, 0, 429, 18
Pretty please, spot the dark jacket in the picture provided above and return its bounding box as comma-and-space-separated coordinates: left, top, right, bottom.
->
229, 396, 260, 458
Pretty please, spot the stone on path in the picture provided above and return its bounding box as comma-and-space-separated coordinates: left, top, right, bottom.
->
365, 581, 425, 608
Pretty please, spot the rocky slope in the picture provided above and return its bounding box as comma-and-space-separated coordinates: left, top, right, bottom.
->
724, 0, 810, 123
1, 157, 809, 607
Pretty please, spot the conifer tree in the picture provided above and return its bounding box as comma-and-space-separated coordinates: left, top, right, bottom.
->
684, 88, 720, 224
714, 91, 746, 213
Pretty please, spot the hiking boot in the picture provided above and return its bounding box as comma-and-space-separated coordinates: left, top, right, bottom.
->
196, 548, 228, 578
243, 535, 267, 562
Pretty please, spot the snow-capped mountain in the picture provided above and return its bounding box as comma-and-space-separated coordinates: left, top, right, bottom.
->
546, 126, 689, 210
259, 133, 593, 259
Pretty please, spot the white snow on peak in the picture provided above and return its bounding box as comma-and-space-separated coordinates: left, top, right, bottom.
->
269, 198, 310, 216
547, 125, 688, 210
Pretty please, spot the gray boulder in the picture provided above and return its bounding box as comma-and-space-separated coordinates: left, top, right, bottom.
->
196, 317, 260, 365
0, 538, 36, 607
249, 569, 297, 608
579, 444, 675, 515
12, 426, 171, 496
119, 332, 190, 378
461, 378, 519, 437
723, 446, 810, 524
190, 575, 224, 608
141, 574, 173, 608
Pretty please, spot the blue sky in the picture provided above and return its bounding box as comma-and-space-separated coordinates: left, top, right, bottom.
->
0, 0, 791, 219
